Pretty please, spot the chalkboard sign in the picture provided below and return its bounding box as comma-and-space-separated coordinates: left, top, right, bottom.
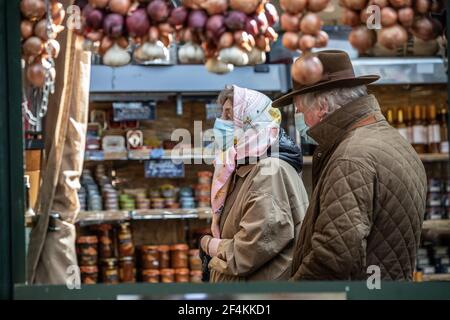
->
113, 101, 156, 121
145, 160, 185, 178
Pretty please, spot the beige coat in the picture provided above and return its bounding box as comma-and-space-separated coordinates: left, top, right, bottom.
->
291, 95, 427, 281
209, 157, 308, 282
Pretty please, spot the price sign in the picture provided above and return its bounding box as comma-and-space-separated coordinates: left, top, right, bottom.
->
145, 160, 185, 178
113, 101, 156, 121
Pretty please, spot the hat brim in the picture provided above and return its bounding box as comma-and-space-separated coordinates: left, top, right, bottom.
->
272, 75, 380, 108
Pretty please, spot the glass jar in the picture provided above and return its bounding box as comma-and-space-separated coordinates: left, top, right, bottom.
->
197, 171, 212, 185
98, 224, 113, 259
158, 245, 171, 269
170, 244, 189, 269
101, 258, 119, 284
190, 270, 203, 283
160, 269, 175, 283
142, 269, 160, 283
141, 245, 160, 270
189, 249, 202, 271
175, 268, 190, 283
76, 236, 98, 266
118, 223, 134, 257
119, 257, 136, 283
80, 265, 98, 284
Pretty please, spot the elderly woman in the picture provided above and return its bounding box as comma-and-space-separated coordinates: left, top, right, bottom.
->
200, 85, 308, 282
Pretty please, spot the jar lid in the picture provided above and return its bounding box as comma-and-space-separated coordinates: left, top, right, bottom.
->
141, 245, 159, 251
80, 265, 98, 273
175, 268, 190, 275
158, 245, 171, 252
142, 269, 160, 276
189, 249, 200, 256
101, 258, 118, 267
160, 268, 175, 275
198, 171, 212, 177
190, 270, 202, 276
119, 256, 134, 262
77, 236, 98, 244
171, 244, 189, 250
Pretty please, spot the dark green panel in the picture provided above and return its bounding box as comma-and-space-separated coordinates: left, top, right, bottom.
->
14, 282, 450, 300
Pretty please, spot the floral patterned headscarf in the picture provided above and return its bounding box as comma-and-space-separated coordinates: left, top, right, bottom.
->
211, 85, 281, 215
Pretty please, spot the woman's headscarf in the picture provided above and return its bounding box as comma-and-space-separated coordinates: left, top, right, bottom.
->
211, 85, 281, 215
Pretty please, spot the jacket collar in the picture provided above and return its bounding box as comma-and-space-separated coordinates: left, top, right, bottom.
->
308, 94, 384, 148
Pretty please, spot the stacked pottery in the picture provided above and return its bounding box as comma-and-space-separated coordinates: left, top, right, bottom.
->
179, 186, 195, 209
196, 171, 212, 208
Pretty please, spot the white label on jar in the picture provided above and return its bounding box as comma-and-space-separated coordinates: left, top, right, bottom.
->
407, 127, 414, 144
413, 125, 427, 144
397, 128, 408, 141
440, 141, 449, 153
428, 124, 441, 144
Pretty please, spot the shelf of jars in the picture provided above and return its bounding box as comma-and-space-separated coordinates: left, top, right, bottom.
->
423, 219, 450, 232
76, 207, 212, 227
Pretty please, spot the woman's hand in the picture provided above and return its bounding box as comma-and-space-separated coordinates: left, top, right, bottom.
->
200, 235, 221, 257
211, 213, 221, 239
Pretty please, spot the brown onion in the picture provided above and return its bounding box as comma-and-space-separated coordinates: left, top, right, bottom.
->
85, 30, 103, 42
20, 0, 46, 21
282, 32, 299, 51
280, 13, 301, 32
26, 62, 46, 87
109, 0, 131, 15
201, 0, 228, 15
230, 0, 260, 15
412, 17, 442, 41
291, 54, 323, 85
117, 36, 129, 49
51, 2, 66, 25
218, 32, 234, 49
388, 0, 408, 8
23, 36, 44, 56
298, 34, 316, 52
381, 7, 398, 27
99, 36, 113, 55
21, 20, 34, 40
349, 25, 376, 53
379, 24, 408, 50
88, 0, 109, 8
34, 19, 49, 41
300, 13, 322, 35
341, 8, 360, 27
360, 8, 369, 24
415, 0, 430, 13
255, 35, 270, 52
343, 0, 367, 10
265, 27, 278, 42
308, 0, 330, 12
430, 0, 443, 13
315, 30, 329, 47
148, 26, 159, 43
370, 0, 388, 7
280, 0, 307, 14
398, 7, 414, 28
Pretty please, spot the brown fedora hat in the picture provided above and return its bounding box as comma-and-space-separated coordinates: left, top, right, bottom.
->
272, 50, 380, 108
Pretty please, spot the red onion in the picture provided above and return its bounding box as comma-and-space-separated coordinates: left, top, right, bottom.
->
188, 10, 208, 31
85, 7, 104, 30
245, 17, 259, 36
103, 13, 125, 38
206, 14, 226, 38
126, 8, 150, 37
225, 10, 247, 31
169, 7, 189, 26
264, 3, 279, 26
147, 0, 170, 23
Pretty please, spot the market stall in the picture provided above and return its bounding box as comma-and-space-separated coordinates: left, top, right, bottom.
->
1, 0, 450, 300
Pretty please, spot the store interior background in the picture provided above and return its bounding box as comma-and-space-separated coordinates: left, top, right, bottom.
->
0, 0, 449, 299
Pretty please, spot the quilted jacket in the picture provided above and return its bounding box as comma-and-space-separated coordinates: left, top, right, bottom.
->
291, 94, 427, 281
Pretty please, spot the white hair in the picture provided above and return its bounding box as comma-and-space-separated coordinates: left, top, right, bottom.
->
295, 85, 368, 115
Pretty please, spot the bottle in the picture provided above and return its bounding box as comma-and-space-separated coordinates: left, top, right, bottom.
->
386, 108, 394, 125
396, 108, 408, 141
439, 106, 449, 154
406, 105, 414, 145
412, 105, 427, 154
427, 104, 441, 154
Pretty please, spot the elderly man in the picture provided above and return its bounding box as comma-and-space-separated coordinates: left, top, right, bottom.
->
273, 50, 427, 281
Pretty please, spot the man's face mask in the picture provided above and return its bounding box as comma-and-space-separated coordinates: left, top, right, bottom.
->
295, 113, 318, 145
214, 118, 235, 151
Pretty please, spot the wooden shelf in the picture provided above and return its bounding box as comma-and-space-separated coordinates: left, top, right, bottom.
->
422, 219, 450, 231
76, 208, 212, 226
419, 153, 449, 162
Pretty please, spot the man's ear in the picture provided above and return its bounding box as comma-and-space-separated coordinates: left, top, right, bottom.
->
317, 98, 329, 118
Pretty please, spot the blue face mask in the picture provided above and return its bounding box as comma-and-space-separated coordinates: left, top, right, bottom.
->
295, 113, 318, 145
214, 118, 235, 151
